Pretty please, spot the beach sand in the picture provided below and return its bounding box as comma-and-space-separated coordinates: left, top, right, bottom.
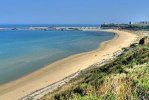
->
0, 30, 137, 100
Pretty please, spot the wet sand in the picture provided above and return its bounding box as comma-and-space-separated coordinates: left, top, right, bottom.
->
0, 30, 137, 100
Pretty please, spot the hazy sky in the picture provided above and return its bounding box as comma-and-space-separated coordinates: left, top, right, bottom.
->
0, 0, 149, 24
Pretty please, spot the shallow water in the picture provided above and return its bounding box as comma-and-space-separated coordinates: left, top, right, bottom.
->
0, 30, 114, 84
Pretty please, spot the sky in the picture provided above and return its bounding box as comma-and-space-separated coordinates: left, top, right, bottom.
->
0, 0, 149, 24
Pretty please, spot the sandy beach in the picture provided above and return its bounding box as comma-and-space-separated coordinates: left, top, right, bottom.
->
0, 30, 137, 100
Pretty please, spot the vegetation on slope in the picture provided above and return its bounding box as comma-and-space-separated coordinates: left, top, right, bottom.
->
41, 44, 149, 100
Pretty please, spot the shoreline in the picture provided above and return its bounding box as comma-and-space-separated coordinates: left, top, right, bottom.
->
0, 30, 113, 85
0, 29, 137, 100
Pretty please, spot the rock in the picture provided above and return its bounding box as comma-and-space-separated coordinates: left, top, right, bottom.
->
139, 36, 149, 45
130, 43, 139, 47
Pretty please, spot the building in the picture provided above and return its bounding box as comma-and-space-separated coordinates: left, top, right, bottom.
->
129, 21, 133, 25
134, 21, 149, 25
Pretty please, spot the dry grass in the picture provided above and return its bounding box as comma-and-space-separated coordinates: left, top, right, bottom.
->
41, 44, 149, 100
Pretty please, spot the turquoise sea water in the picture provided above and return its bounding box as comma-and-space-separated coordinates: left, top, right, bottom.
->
0, 30, 114, 84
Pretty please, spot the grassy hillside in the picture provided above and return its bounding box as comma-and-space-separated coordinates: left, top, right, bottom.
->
41, 44, 149, 100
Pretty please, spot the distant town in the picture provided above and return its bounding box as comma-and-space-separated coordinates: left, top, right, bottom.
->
0, 21, 149, 31
0, 26, 100, 31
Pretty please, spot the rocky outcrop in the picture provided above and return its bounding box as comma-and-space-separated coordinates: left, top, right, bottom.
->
139, 36, 149, 45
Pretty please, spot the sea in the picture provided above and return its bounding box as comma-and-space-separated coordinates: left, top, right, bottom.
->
0, 24, 114, 84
